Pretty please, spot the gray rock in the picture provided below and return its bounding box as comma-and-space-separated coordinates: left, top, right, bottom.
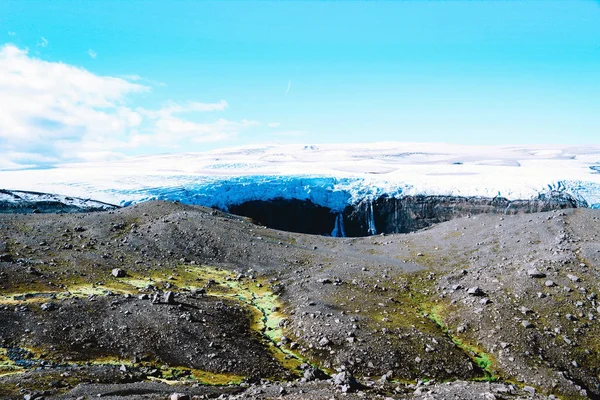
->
523, 386, 536, 394
521, 320, 533, 328
332, 371, 359, 393
40, 303, 55, 311
303, 366, 327, 381
567, 274, 580, 282
520, 306, 532, 315
170, 394, 190, 400
111, 268, 126, 278
163, 291, 175, 304
467, 287, 485, 296
545, 280, 555, 287
318, 337, 331, 346
527, 268, 546, 278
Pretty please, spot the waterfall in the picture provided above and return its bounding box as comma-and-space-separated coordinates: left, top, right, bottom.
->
367, 200, 377, 235
394, 200, 399, 233
331, 213, 346, 237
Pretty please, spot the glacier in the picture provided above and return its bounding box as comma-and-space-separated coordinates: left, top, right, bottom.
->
0, 142, 599, 210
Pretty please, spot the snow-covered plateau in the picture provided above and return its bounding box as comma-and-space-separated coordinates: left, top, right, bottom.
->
1, 142, 599, 210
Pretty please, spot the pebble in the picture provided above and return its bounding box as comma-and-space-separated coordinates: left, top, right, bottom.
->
163, 291, 174, 304
523, 386, 536, 394
467, 287, 485, 296
111, 268, 126, 278
527, 268, 546, 278
521, 320, 533, 328
332, 371, 359, 393
520, 306, 532, 315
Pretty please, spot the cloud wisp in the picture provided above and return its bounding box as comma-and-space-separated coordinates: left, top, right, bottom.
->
0, 44, 260, 169
285, 80, 291, 96
87, 49, 97, 59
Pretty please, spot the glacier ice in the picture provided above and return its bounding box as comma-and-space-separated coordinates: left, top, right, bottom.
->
0, 142, 599, 210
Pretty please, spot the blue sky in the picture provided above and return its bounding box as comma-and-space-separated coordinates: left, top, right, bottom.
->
1, 0, 599, 168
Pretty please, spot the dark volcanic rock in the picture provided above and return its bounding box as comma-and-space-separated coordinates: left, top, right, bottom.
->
343, 191, 581, 236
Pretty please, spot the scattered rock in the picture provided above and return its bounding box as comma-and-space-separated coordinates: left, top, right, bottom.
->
520, 306, 532, 315
523, 386, 536, 394
163, 291, 175, 304
40, 303, 55, 311
521, 320, 533, 328
527, 268, 546, 278
467, 287, 485, 296
567, 274, 580, 282
111, 268, 126, 278
332, 370, 359, 393
303, 366, 328, 381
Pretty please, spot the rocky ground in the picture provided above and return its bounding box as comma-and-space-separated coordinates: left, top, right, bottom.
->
0, 201, 599, 399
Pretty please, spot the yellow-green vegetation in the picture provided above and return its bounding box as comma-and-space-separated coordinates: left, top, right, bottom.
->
0, 264, 306, 382
122, 265, 306, 371
337, 269, 501, 382
425, 305, 499, 381
0, 348, 23, 377
87, 357, 245, 386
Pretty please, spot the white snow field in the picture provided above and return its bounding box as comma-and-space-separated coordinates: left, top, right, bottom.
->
1, 142, 599, 210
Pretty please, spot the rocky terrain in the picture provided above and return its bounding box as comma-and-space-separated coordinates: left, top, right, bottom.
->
227, 191, 581, 236
0, 190, 118, 214
0, 200, 599, 399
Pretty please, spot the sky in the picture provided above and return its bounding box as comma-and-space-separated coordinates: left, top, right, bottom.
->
1, 0, 599, 169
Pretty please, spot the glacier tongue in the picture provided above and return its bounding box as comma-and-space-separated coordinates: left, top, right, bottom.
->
0, 142, 599, 210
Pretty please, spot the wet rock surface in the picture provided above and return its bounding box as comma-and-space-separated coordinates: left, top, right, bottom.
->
0, 201, 599, 399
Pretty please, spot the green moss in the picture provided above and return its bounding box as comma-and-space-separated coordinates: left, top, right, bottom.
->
0, 348, 24, 377
0, 264, 308, 379
425, 305, 499, 381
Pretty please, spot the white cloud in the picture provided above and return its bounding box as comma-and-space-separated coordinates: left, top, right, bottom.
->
0, 45, 262, 169
88, 49, 97, 59
140, 100, 229, 119
122, 74, 141, 81
267, 122, 281, 128
7, 32, 16, 37
0, 45, 147, 166
136, 117, 259, 147
38, 37, 48, 47
271, 130, 306, 137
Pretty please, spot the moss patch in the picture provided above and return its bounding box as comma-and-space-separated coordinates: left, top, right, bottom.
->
0, 264, 307, 381
425, 305, 499, 381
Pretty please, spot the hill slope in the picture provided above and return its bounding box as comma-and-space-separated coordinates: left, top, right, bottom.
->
0, 202, 599, 399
